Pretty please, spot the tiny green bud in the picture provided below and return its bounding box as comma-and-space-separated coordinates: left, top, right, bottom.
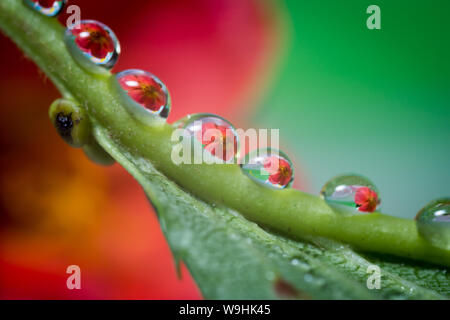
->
83, 140, 116, 166
49, 99, 90, 148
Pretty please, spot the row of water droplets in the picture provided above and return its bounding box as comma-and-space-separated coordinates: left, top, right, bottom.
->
26, 0, 449, 250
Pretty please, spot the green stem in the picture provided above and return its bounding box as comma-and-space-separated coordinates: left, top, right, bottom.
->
1, 0, 449, 267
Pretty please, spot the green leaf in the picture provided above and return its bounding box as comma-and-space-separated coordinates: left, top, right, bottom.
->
94, 125, 449, 299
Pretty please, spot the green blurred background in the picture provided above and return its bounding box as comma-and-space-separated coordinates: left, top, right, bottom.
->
255, 0, 450, 218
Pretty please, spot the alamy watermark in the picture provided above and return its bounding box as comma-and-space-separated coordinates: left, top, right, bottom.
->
66, 265, 81, 290
367, 5, 381, 30
366, 264, 381, 289
66, 5, 81, 30
170, 123, 282, 171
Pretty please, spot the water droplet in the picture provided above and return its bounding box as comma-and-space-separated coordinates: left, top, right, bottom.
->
320, 174, 380, 214
290, 258, 310, 271
240, 148, 294, 189
24, 0, 66, 17
114, 69, 170, 120
265, 271, 276, 281
177, 114, 239, 162
64, 20, 120, 74
303, 274, 315, 283
415, 198, 450, 250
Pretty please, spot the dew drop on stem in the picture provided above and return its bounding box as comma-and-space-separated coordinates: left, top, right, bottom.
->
240, 148, 294, 189
114, 69, 171, 121
24, 0, 67, 17
64, 20, 120, 75
176, 113, 240, 163
320, 174, 380, 214
415, 198, 450, 250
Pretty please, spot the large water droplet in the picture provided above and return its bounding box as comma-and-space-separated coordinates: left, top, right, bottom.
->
320, 174, 380, 214
240, 148, 294, 189
114, 69, 170, 120
415, 198, 450, 250
24, 0, 66, 17
177, 114, 239, 163
64, 20, 120, 74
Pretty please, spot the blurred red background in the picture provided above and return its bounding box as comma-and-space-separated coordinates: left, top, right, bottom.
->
0, 0, 282, 299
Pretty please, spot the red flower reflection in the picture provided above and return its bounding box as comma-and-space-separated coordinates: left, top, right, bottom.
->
32, 0, 59, 8
263, 156, 292, 187
72, 22, 115, 60
198, 122, 237, 161
354, 187, 378, 212
118, 73, 167, 112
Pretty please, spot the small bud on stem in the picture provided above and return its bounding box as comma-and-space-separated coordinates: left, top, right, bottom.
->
83, 139, 115, 166
49, 98, 90, 148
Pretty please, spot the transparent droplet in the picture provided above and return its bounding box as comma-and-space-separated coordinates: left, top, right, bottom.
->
114, 69, 170, 120
64, 20, 120, 74
415, 198, 450, 250
176, 114, 239, 163
24, 0, 66, 17
320, 174, 380, 214
240, 148, 294, 189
